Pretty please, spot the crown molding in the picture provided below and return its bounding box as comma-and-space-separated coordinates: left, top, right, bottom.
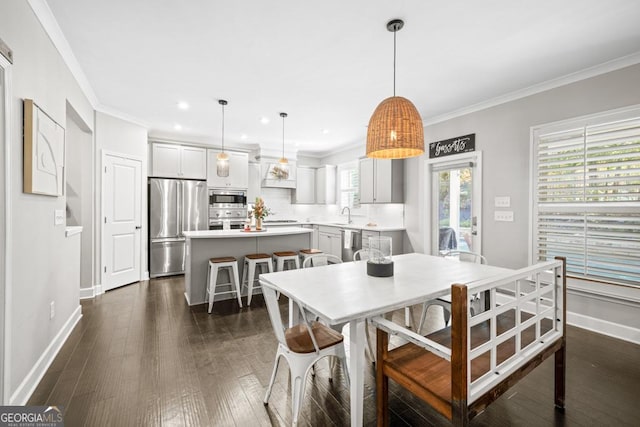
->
28, 0, 99, 107
94, 103, 148, 129
425, 51, 640, 126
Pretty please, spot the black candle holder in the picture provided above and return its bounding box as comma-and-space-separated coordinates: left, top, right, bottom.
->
367, 260, 394, 277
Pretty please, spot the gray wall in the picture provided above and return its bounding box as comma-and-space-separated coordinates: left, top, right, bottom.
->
405, 63, 640, 268
1, 1, 93, 400
404, 63, 640, 337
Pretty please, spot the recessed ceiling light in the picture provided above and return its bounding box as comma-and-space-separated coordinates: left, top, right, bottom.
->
177, 101, 189, 110
260, 117, 270, 125
241, 134, 248, 140
322, 129, 330, 134
174, 124, 182, 130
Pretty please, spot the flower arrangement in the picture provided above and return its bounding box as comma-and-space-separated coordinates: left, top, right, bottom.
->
270, 164, 289, 179
252, 197, 272, 220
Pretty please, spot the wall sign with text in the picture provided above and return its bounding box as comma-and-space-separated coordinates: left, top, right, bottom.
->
429, 134, 475, 159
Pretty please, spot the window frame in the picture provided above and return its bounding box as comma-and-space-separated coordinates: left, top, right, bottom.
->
338, 160, 360, 210
529, 104, 640, 287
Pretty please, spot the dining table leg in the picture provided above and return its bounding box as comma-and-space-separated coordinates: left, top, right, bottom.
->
349, 319, 366, 426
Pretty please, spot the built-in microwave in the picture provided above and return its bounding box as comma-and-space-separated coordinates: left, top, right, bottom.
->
208, 189, 247, 208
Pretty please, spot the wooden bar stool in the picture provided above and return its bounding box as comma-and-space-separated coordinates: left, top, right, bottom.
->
241, 253, 274, 306
299, 248, 322, 267
273, 251, 300, 272
206, 256, 242, 313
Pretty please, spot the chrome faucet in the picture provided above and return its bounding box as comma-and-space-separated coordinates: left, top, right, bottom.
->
341, 206, 352, 224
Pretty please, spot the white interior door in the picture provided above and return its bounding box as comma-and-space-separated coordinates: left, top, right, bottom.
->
427, 152, 482, 256
102, 153, 141, 291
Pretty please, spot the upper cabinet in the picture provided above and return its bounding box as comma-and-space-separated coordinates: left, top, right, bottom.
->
359, 158, 404, 203
316, 165, 336, 204
294, 167, 316, 203
151, 143, 206, 179
247, 162, 261, 201
207, 149, 249, 189
293, 165, 336, 204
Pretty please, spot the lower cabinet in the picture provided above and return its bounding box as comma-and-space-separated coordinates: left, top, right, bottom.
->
318, 226, 342, 259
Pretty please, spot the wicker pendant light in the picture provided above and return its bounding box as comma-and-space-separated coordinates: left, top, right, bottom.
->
216, 99, 230, 177
278, 112, 289, 171
366, 19, 424, 159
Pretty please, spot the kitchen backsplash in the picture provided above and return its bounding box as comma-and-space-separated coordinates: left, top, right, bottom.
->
252, 188, 405, 227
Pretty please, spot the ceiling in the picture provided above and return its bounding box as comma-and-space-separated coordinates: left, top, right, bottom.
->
45, 0, 640, 157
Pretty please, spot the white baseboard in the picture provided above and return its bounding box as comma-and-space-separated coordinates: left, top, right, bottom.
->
94, 283, 104, 296
141, 271, 149, 281
566, 311, 640, 345
10, 305, 83, 405
79, 286, 94, 299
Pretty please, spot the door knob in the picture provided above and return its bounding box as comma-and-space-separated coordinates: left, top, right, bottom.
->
135, 226, 142, 229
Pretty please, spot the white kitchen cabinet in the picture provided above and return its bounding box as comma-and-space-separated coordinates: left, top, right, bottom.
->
151, 143, 206, 179
318, 226, 342, 259
207, 150, 249, 189
359, 158, 404, 203
316, 165, 336, 204
294, 167, 316, 203
247, 162, 261, 201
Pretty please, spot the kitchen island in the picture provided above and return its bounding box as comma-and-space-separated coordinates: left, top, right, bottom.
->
183, 227, 313, 305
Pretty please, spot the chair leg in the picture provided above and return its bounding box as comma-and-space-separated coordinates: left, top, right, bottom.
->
337, 346, 350, 387
263, 350, 281, 404
247, 262, 255, 306
555, 342, 566, 409
208, 264, 218, 314
231, 263, 243, 308
376, 329, 389, 427
241, 260, 248, 297
365, 323, 375, 363
290, 359, 310, 426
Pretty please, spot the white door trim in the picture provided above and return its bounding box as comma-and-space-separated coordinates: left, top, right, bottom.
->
1, 53, 13, 404
100, 150, 144, 293
423, 151, 483, 256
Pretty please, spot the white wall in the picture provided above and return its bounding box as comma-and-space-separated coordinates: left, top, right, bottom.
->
0, 1, 93, 402
95, 112, 149, 284
404, 63, 640, 338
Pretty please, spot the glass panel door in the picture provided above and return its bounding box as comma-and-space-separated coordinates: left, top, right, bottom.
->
430, 155, 481, 255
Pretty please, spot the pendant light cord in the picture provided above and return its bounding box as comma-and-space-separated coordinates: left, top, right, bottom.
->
393, 29, 396, 97
282, 115, 285, 158
221, 103, 225, 152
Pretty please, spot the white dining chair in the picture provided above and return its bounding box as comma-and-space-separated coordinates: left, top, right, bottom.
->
301, 253, 343, 268
416, 250, 488, 334
262, 281, 349, 426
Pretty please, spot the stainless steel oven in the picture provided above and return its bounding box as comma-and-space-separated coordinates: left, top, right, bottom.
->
209, 189, 247, 228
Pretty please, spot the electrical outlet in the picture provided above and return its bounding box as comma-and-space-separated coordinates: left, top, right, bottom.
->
50, 301, 55, 319
494, 211, 514, 222
494, 196, 511, 207
54, 209, 64, 225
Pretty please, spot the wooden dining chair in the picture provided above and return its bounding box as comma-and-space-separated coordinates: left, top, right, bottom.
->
261, 281, 349, 426
373, 257, 566, 426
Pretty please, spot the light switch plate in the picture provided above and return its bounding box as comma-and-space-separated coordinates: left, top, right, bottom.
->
54, 209, 64, 225
494, 211, 514, 222
495, 196, 511, 207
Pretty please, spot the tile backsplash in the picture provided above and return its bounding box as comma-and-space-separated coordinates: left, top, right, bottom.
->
252, 188, 404, 227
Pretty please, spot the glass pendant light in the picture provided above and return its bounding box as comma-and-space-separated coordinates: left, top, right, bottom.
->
216, 99, 230, 177
278, 112, 289, 174
366, 19, 424, 159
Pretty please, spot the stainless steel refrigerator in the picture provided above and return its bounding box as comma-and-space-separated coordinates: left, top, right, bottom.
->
149, 178, 208, 278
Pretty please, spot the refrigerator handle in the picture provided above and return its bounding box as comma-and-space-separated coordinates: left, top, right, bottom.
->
177, 182, 183, 236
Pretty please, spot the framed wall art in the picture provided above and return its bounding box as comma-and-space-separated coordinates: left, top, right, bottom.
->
23, 99, 65, 196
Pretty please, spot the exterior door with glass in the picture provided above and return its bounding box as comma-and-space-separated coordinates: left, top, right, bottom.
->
428, 152, 482, 255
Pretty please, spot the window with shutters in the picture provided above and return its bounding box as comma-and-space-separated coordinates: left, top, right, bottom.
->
532, 107, 640, 287
339, 161, 360, 209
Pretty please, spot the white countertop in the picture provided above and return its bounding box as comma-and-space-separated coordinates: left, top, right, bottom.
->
264, 221, 405, 232
183, 227, 313, 239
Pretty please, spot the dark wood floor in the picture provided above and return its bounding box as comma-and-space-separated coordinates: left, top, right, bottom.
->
29, 276, 640, 426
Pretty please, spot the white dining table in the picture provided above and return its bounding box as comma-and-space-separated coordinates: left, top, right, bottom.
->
259, 252, 511, 426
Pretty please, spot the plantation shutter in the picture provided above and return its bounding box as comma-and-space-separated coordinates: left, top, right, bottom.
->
534, 115, 640, 286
